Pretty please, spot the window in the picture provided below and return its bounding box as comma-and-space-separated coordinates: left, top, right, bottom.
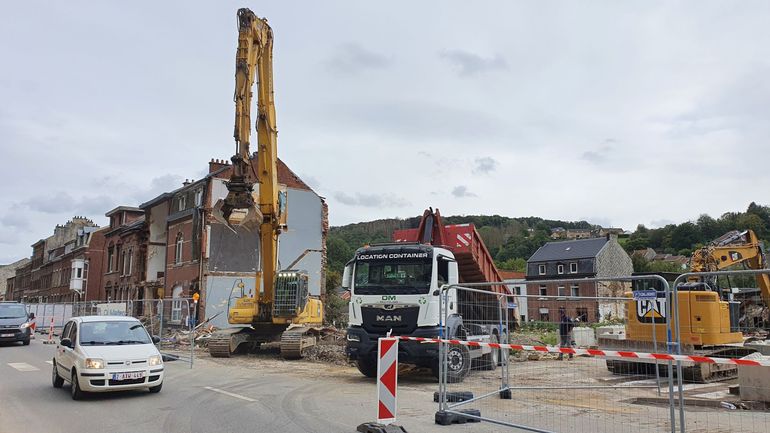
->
539, 285, 547, 296
194, 189, 203, 207
571, 285, 579, 297
126, 248, 133, 275
171, 286, 183, 323
76, 267, 82, 279
557, 264, 564, 274
121, 250, 127, 275
178, 195, 186, 211
107, 247, 114, 272
576, 307, 588, 322
175, 233, 184, 264
557, 286, 565, 296
538, 264, 546, 275
570, 262, 578, 273
539, 312, 550, 322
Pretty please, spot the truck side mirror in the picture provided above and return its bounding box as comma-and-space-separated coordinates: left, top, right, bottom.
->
342, 261, 353, 289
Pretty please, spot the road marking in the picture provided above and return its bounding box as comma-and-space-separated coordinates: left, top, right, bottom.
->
45, 360, 53, 365
8, 363, 40, 372
203, 386, 256, 402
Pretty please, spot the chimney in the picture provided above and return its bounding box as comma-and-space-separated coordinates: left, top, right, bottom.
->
182, 179, 191, 187
607, 233, 618, 242
209, 158, 230, 174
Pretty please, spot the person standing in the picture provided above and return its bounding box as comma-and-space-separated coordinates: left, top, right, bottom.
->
557, 307, 575, 360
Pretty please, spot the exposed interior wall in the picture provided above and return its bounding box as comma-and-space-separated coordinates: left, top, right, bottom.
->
280, 189, 324, 296
203, 275, 255, 329
146, 202, 169, 282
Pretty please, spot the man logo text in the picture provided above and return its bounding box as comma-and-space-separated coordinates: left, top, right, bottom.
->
376, 315, 402, 322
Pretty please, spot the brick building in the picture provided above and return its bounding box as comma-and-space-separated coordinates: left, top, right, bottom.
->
102, 207, 147, 302
526, 235, 633, 323
141, 157, 328, 327
0, 258, 30, 301
9, 217, 106, 303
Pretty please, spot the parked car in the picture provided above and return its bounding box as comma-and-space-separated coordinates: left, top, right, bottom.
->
52, 316, 164, 400
0, 301, 34, 345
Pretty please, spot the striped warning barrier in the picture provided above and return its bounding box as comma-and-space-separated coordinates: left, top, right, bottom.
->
377, 337, 399, 424
396, 336, 770, 367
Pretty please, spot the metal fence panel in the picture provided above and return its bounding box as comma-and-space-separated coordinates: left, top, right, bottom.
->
435, 275, 770, 433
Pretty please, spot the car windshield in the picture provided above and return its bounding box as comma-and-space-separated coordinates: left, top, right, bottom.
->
0, 304, 28, 319
354, 258, 432, 295
79, 321, 152, 346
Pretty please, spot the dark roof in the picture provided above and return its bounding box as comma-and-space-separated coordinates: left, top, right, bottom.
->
527, 237, 608, 262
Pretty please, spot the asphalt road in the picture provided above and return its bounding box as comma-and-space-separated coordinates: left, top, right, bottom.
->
0, 338, 477, 433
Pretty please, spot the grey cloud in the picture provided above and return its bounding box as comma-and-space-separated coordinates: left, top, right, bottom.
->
439, 50, 507, 77
328, 43, 390, 74
330, 101, 507, 142
580, 145, 613, 164
650, 219, 676, 228
22, 192, 77, 214
0, 213, 30, 230
334, 192, 410, 208
473, 157, 498, 175
19, 191, 118, 216
451, 186, 477, 198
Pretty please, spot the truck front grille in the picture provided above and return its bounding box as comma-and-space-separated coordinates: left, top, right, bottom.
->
360, 306, 419, 335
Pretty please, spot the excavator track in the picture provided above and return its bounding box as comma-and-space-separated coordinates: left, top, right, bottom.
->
280, 327, 318, 359
209, 328, 254, 358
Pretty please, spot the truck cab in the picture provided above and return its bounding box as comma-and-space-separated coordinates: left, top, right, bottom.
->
345, 243, 477, 380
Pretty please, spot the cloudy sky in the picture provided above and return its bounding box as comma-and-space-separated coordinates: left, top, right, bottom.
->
1, 1, 769, 264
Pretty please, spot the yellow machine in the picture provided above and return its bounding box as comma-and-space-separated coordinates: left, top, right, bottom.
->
208, 9, 324, 359
609, 230, 770, 382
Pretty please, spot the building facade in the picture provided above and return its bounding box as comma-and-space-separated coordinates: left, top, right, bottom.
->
526, 235, 633, 323
102, 207, 147, 302
141, 157, 328, 328
7, 217, 106, 303
0, 258, 30, 301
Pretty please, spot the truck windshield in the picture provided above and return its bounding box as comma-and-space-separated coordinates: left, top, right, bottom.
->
354, 259, 432, 295
0, 304, 27, 319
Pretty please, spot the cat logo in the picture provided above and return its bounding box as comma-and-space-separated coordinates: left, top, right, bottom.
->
636, 298, 667, 323
376, 315, 402, 322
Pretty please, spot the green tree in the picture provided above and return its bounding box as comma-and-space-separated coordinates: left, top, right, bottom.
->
498, 257, 526, 272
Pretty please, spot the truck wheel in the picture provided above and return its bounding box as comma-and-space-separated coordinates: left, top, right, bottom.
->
444, 345, 471, 383
478, 334, 498, 371
356, 357, 378, 378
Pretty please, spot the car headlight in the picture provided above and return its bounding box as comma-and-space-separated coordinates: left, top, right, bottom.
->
148, 355, 162, 367
346, 333, 360, 342
85, 358, 104, 369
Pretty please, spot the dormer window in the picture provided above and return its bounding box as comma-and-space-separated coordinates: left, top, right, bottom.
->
557, 264, 564, 274
538, 264, 546, 275
178, 196, 186, 211
570, 262, 578, 273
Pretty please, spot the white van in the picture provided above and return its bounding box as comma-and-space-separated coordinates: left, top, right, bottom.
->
52, 316, 164, 400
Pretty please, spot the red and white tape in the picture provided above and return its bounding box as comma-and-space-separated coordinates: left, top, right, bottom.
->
396, 336, 770, 367
377, 337, 398, 424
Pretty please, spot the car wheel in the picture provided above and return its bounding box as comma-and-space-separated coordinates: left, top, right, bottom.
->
149, 382, 163, 393
22, 338, 31, 346
70, 370, 84, 400
52, 361, 64, 388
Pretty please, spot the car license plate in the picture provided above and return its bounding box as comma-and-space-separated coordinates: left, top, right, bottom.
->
112, 372, 145, 381
1, 333, 13, 338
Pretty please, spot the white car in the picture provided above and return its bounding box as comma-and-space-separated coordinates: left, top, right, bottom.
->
52, 316, 164, 400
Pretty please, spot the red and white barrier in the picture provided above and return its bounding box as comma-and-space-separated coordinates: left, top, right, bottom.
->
396, 336, 770, 367
377, 337, 399, 424
43, 317, 55, 345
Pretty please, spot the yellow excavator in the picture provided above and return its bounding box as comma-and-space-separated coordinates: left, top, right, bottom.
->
208, 8, 324, 359
608, 229, 770, 382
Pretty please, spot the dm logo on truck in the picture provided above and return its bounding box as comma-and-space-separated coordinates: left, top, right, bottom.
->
636, 298, 666, 323
376, 315, 402, 322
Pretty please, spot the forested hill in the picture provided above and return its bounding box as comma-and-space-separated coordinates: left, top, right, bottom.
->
325, 203, 770, 284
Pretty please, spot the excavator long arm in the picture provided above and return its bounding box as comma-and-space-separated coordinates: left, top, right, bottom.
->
218, 8, 280, 314
690, 229, 770, 308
